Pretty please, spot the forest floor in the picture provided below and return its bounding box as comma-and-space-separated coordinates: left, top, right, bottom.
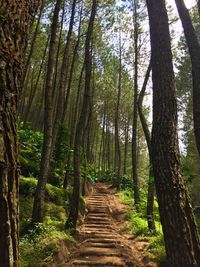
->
63, 183, 158, 267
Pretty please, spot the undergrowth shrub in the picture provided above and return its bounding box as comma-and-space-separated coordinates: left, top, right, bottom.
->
117, 189, 166, 264
19, 176, 71, 205
18, 123, 43, 177
20, 223, 75, 267
19, 176, 75, 266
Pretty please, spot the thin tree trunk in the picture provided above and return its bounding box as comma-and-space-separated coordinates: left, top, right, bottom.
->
33, 76, 46, 131
22, 0, 45, 90
66, 0, 98, 229
147, 0, 200, 265
32, 0, 63, 223
132, 0, 140, 208
123, 114, 130, 175
63, 64, 84, 189
52, 0, 77, 148
114, 33, 122, 189
61, 2, 83, 122
175, 0, 200, 158
138, 61, 156, 233
52, 5, 65, 102
0, 1, 38, 266
99, 111, 106, 171
24, 36, 49, 123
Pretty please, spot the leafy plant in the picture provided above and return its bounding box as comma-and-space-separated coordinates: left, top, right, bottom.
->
18, 122, 43, 177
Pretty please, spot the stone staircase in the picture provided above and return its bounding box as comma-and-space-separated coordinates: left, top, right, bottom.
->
66, 184, 135, 267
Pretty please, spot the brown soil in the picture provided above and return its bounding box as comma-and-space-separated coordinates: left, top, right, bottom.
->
61, 183, 158, 267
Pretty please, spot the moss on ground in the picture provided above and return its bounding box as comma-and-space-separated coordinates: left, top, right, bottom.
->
19, 176, 75, 267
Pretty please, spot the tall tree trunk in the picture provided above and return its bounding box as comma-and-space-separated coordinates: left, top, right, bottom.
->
61, 1, 83, 123
52, 5, 65, 102
123, 114, 130, 175
175, 0, 200, 158
138, 61, 156, 233
32, 0, 63, 223
0, 1, 38, 266
24, 35, 49, 123
99, 111, 106, 171
63, 64, 84, 189
22, 0, 45, 91
52, 0, 77, 148
114, 33, 122, 189
147, 0, 200, 265
66, 0, 98, 229
132, 0, 140, 208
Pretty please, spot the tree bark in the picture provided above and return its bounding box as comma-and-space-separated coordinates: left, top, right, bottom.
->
32, 0, 63, 223
123, 114, 130, 175
132, 0, 140, 208
147, 0, 200, 265
52, 0, 77, 148
114, 33, 122, 189
66, 0, 98, 229
22, 0, 45, 90
175, 0, 200, 158
63, 64, 84, 189
24, 35, 49, 123
0, 1, 38, 266
138, 61, 156, 233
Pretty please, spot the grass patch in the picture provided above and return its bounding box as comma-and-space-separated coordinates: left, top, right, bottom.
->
117, 189, 166, 264
20, 223, 75, 267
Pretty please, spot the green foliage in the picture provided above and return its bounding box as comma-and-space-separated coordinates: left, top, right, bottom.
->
117, 189, 165, 263
51, 124, 70, 186
19, 177, 71, 205
19, 176, 74, 266
97, 170, 133, 190
175, 14, 200, 207
18, 123, 43, 177
20, 223, 74, 267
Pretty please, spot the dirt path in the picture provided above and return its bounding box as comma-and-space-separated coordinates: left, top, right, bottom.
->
64, 183, 156, 267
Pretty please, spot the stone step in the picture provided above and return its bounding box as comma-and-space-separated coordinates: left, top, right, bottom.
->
88, 209, 108, 213
79, 247, 121, 257
87, 233, 120, 239
87, 213, 109, 218
84, 242, 117, 248
72, 256, 125, 266
85, 219, 111, 224
86, 238, 121, 244
82, 230, 114, 235
84, 224, 114, 229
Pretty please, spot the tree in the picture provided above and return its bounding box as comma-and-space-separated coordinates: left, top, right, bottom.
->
174, 0, 200, 158
132, 0, 140, 208
0, 1, 38, 266
146, 0, 200, 265
66, 0, 98, 229
114, 32, 122, 189
32, 0, 63, 223
138, 61, 156, 233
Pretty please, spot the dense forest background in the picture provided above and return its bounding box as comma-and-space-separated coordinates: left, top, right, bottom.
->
1, 0, 200, 266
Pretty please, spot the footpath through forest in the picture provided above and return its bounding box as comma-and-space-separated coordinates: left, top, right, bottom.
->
64, 183, 156, 267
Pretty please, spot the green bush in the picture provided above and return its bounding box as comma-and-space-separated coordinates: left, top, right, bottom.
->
117, 188, 166, 264
20, 223, 75, 267
51, 123, 70, 186
18, 123, 43, 177
19, 177, 71, 205
19, 176, 75, 266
